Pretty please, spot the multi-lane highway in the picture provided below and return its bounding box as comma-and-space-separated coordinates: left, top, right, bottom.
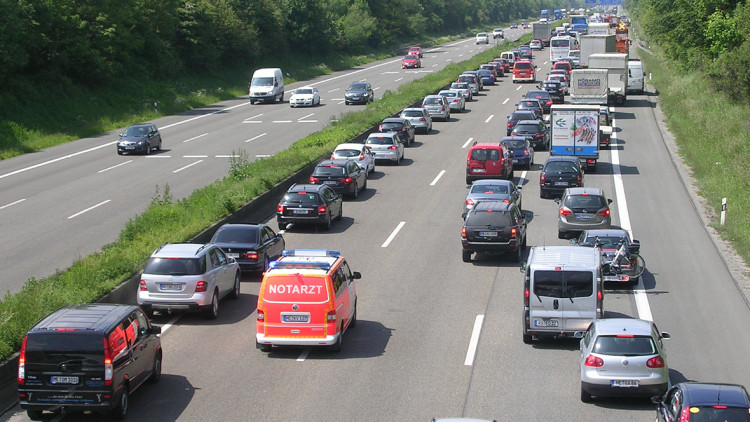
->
4, 25, 750, 422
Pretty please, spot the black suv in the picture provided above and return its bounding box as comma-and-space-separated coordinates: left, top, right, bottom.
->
276, 183, 343, 230
539, 156, 584, 198
18, 304, 162, 420
461, 201, 528, 263
511, 119, 550, 150
506, 110, 542, 135
309, 159, 367, 199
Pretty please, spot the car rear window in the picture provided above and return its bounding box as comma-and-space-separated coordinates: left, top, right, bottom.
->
502, 140, 526, 149
440, 92, 457, 98
401, 110, 424, 117
313, 165, 346, 176
380, 122, 403, 131
470, 148, 501, 161
366, 136, 394, 145
467, 210, 512, 226
471, 183, 509, 194
514, 62, 532, 70
533, 270, 593, 298
25, 333, 104, 365
262, 275, 329, 302
283, 193, 321, 206
514, 124, 540, 133
349, 83, 367, 90
593, 335, 657, 356
686, 407, 750, 422
545, 161, 580, 173
423, 97, 441, 105
565, 195, 607, 209
334, 149, 361, 157
213, 227, 260, 244
144, 257, 205, 275
511, 112, 536, 121
295, 89, 313, 94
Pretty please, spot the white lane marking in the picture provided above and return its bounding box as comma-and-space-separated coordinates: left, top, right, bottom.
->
273, 120, 293, 123
68, 199, 111, 219
395, 77, 404, 82
610, 110, 653, 322
374, 87, 381, 91
256, 154, 271, 158
245, 133, 267, 143
327, 88, 340, 93
518, 170, 528, 186
331, 98, 345, 101
544, 61, 548, 65
432, 64, 438, 67
247, 113, 264, 120
298, 120, 318, 123
159, 314, 182, 335
215, 155, 239, 158
173, 160, 203, 173
381, 221, 406, 248
464, 315, 485, 366
458, 54, 465, 57
462, 137, 474, 149
184, 155, 208, 158
503, 98, 510, 105
0, 198, 26, 210
297, 349, 311, 361
298, 113, 315, 120
98, 160, 132, 173
430, 170, 446, 186
485, 115, 494, 123
383, 71, 400, 74
337, 100, 345, 105
516, 85, 523, 91
242, 121, 263, 124
0, 141, 117, 181
446, 59, 453, 62
146, 155, 170, 158
182, 133, 208, 143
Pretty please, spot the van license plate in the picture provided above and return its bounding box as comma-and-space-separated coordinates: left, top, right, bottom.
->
282, 314, 309, 323
611, 380, 639, 387
51, 376, 79, 385
533, 319, 559, 327
160, 283, 181, 291
472, 169, 486, 173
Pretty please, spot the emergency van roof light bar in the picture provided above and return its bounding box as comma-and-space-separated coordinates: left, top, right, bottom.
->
281, 249, 341, 258
268, 261, 332, 271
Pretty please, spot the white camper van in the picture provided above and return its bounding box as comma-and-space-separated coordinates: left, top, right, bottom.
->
249, 68, 285, 104
627, 60, 644, 94
521, 246, 603, 344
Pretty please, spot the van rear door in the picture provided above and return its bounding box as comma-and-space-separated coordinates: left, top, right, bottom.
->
468, 147, 505, 178
258, 275, 331, 339
559, 270, 597, 332
529, 270, 566, 332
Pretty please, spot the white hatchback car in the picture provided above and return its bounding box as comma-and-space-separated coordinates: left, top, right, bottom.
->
332, 143, 376, 175
289, 86, 320, 107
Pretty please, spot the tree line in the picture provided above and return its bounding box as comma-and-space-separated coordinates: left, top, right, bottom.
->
627, 0, 750, 102
0, 0, 574, 87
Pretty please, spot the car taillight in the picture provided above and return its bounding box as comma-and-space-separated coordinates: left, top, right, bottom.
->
465, 199, 475, 207
546, 100, 552, 106
318, 205, 327, 214
244, 252, 259, 260
461, 227, 467, 239
597, 209, 610, 217
535, 134, 544, 139
401, 125, 407, 131
584, 355, 604, 367
195, 280, 207, 292
378, 125, 383, 131
524, 149, 530, 156
507, 122, 513, 128
17, 336, 27, 385
524, 288, 529, 307
540, 173, 546, 184
646, 356, 665, 368
511, 228, 517, 238
388, 145, 398, 150
597, 290, 603, 313
103, 338, 113, 386
257, 309, 264, 322
679, 407, 691, 422
419, 117, 426, 122
560, 207, 573, 217
310, 176, 320, 183
330, 153, 334, 159
327, 309, 337, 322
342, 177, 353, 183
277, 204, 285, 213
139, 279, 147, 291
453, 99, 460, 103
577, 174, 582, 185
358, 153, 365, 160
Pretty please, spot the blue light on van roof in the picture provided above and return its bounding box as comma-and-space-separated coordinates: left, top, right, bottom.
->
281, 249, 341, 258
268, 260, 332, 271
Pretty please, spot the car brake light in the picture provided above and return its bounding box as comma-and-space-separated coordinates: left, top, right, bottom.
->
584, 355, 604, 367
277, 204, 285, 213
419, 117, 426, 122
103, 338, 113, 386
342, 177, 353, 183
679, 407, 691, 422
330, 153, 334, 159
465, 199, 475, 206
511, 228, 517, 237
524, 289, 529, 307
318, 205, 327, 214
359, 153, 365, 160
546, 100, 552, 105
257, 309, 264, 322
597, 209, 610, 217
577, 174, 582, 185
327, 309, 336, 322
535, 134, 544, 139
560, 207, 573, 217
461, 227, 467, 239
245, 252, 259, 260
388, 145, 398, 150
540, 173, 545, 184
507, 122, 513, 128
713, 406, 728, 409
310, 176, 320, 183
139, 279, 147, 291
646, 356, 665, 368
378, 125, 383, 131
402, 126, 407, 131
524, 149, 530, 156
195, 280, 207, 292
17, 336, 27, 385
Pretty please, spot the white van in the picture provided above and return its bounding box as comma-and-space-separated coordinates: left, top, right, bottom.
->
500, 51, 519, 63
627, 60, 644, 94
521, 246, 603, 344
249, 68, 285, 104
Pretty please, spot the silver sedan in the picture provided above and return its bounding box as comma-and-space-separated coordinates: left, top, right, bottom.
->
464, 179, 522, 212
438, 90, 466, 113
332, 143, 376, 175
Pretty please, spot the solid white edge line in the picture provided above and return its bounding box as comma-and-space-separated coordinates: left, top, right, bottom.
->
518, 170, 528, 186
67, 199, 111, 219
172, 160, 203, 173
462, 137, 474, 149
464, 315, 485, 366
484, 115, 494, 123
98, 160, 132, 173
246, 133, 267, 143
381, 221, 406, 248
0, 198, 26, 210
297, 349, 311, 361
430, 170, 446, 186
0, 141, 117, 180
610, 110, 653, 322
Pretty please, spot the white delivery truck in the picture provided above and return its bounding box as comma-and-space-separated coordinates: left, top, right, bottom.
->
249, 68, 285, 104
588, 53, 628, 105
579, 35, 616, 68
532, 22, 552, 46
569, 69, 609, 105
587, 22, 611, 36
627, 59, 645, 94
550, 104, 601, 171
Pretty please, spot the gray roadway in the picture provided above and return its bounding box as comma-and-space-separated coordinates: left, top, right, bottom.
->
4, 28, 750, 422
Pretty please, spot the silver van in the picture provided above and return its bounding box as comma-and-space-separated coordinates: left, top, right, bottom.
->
521, 246, 603, 343
627, 60, 644, 94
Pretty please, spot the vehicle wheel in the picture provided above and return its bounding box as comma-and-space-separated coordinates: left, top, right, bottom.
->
350, 302, 357, 328
336, 204, 343, 221
149, 352, 162, 384
508, 167, 514, 180
205, 291, 219, 319
117, 150, 123, 155
109, 385, 129, 420
458, 106, 463, 113
580, 385, 593, 403
351, 182, 359, 199
462, 250, 472, 262
278, 222, 288, 231
511, 244, 523, 263
144, 143, 150, 155
258, 342, 272, 352
362, 178, 368, 191
558, 231, 565, 239
26, 410, 43, 421
329, 325, 344, 352
322, 214, 332, 230
279, 92, 284, 102
345, 101, 349, 105
230, 272, 241, 299
156, 140, 162, 151
523, 332, 533, 344
250, 99, 255, 105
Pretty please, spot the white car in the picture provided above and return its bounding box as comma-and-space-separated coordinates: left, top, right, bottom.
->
399, 108, 433, 134
289, 86, 320, 107
492, 28, 504, 39
475, 33, 490, 44
331, 143, 376, 175
438, 90, 466, 113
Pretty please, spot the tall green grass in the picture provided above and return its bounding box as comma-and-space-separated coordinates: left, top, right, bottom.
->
639, 49, 750, 267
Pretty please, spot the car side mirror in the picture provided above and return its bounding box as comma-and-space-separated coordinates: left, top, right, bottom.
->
570, 239, 577, 244
150, 325, 162, 335
461, 213, 468, 220
573, 331, 585, 339
651, 396, 663, 405
554, 198, 561, 204
608, 199, 613, 204
352, 271, 362, 280
661, 332, 671, 339
277, 233, 283, 239
519, 262, 527, 272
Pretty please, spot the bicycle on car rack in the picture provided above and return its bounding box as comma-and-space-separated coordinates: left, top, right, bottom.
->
599, 238, 646, 285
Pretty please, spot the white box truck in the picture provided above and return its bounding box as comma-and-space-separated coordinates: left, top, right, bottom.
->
550, 104, 601, 171
587, 22, 611, 36
579, 35, 616, 68
532, 22, 552, 46
588, 53, 628, 105
569, 69, 609, 105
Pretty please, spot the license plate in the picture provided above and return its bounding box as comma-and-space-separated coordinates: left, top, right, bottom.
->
533, 319, 559, 327
479, 231, 498, 237
324, 181, 337, 185
51, 376, 79, 385
160, 283, 182, 291
472, 168, 486, 173
227, 253, 239, 258
513, 159, 520, 163
282, 314, 310, 323
611, 380, 639, 387
576, 214, 594, 219
293, 209, 309, 214
604, 275, 630, 282
125, 146, 134, 150
554, 181, 568, 186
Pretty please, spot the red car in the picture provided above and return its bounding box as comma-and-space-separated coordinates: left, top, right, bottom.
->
402, 55, 422, 69
408, 46, 423, 58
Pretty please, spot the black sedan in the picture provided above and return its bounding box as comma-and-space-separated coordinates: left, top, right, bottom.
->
539, 156, 584, 198
539, 80, 565, 103
210, 224, 285, 274
525, 90, 554, 114
378, 117, 415, 147
116, 123, 162, 155
344, 81, 374, 105
653, 383, 750, 422
309, 159, 367, 199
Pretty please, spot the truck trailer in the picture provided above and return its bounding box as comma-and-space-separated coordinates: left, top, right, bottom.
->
550, 104, 601, 171
579, 34, 616, 68
532, 22, 552, 46
587, 53, 629, 105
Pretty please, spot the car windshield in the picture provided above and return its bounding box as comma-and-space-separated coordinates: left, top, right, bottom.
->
335, 149, 361, 157
123, 126, 148, 136
503, 140, 526, 149
565, 194, 607, 209
544, 161, 580, 173
251, 77, 274, 87
366, 136, 394, 145
144, 257, 204, 276
514, 124, 540, 133
213, 227, 260, 244
593, 335, 657, 356
313, 165, 346, 176
404, 55, 417, 60
349, 83, 367, 90
295, 88, 313, 95
471, 184, 509, 194
401, 110, 424, 117
467, 210, 512, 226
